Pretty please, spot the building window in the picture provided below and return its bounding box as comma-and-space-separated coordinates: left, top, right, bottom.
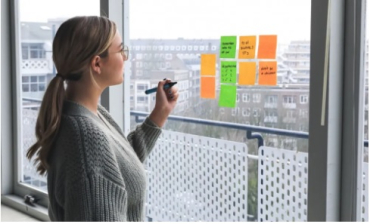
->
232, 108, 240, 116
137, 96, 148, 103
22, 43, 45, 59
265, 95, 278, 103
283, 95, 296, 104
300, 95, 309, 104
137, 84, 148, 91
253, 94, 261, 103
242, 93, 250, 102
242, 108, 250, 117
21, 75, 46, 93
253, 108, 260, 117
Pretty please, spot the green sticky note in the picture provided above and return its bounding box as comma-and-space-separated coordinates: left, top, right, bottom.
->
219, 84, 237, 108
221, 61, 237, 84
220, 36, 237, 58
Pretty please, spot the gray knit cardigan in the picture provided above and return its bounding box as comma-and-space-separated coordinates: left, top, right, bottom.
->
47, 100, 162, 221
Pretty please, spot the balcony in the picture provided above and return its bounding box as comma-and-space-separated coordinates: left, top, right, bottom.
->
264, 103, 278, 108
264, 116, 278, 123
20, 103, 369, 222
283, 103, 297, 109
283, 117, 297, 123
21, 59, 51, 75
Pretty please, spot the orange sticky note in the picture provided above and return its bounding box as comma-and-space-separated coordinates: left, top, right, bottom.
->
238, 36, 256, 59
239, 62, 256, 85
257, 35, 277, 59
201, 54, 216, 76
258, 61, 277, 86
200, 77, 216, 99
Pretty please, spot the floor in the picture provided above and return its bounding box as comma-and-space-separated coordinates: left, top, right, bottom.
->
1, 204, 41, 222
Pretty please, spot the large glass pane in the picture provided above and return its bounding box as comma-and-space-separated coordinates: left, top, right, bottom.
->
18, 0, 99, 192
128, 0, 311, 221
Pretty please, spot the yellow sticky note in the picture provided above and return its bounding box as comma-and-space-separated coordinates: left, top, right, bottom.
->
239, 62, 256, 85
201, 54, 216, 76
238, 36, 256, 59
258, 61, 277, 86
257, 35, 278, 59
200, 77, 216, 99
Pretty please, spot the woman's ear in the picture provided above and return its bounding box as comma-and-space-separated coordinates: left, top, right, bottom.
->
90, 55, 102, 74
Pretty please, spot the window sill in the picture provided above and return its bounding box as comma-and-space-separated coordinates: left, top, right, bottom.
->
1, 194, 50, 221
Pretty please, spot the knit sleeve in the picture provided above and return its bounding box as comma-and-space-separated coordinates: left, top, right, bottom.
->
61, 116, 128, 221
127, 117, 162, 162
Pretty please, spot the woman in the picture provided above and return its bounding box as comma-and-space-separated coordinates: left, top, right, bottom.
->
26, 16, 178, 221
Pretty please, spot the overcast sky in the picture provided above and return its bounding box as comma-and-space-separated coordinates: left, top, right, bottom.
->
19, 0, 369, 44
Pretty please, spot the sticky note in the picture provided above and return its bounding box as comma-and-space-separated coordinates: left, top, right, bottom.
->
238, 36, 256, 59
239, 62, 256, 85
257, 35, 278, 59
220, 61, 237, 84
258, 61, 277, 86
201, 54, 216, 76
220, 36, 237, 58
200, 77, 216, 99
219, 84, 237, 108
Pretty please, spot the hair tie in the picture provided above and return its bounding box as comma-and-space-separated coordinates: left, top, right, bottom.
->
56, 73, 65, 81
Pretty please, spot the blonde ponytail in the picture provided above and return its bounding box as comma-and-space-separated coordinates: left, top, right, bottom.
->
26, 75, 65, 175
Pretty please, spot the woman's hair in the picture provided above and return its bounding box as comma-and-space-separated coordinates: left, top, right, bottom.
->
26, 16, 117, 175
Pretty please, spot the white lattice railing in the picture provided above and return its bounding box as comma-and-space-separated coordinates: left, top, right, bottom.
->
144, 131, 249, 222
21, 59, 50, 74
258, 146, 308, 222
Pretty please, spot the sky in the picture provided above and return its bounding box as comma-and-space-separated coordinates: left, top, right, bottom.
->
19, 0, 369, 44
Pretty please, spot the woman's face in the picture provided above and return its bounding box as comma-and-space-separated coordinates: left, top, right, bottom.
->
99, 31, 126, 87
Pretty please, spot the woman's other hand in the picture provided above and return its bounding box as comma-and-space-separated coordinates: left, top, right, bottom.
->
149, 79, 179, 127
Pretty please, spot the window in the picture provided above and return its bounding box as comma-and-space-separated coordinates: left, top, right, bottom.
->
13, 0, 101, 206
137, 84, 148, 90
242, 108, 251, 117
242, 93, 250, 102
283, 95, 296, 104
21, 43, 46, 59
253, 93, 261, 103
127, 0, 313, 222
21, 75, 47, 94
300, 95, 309, 104
253, 108, 261, 117
137, 96, 148, 103
265, 95, 278, 103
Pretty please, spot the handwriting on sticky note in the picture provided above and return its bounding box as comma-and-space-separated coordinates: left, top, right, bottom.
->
220, 36, 237, 58
258, 61, 277, 86
257, 35, 278, 59
239, 62, 256, 85
239, 36, 256, 59
221, 61, 237, 84
200, 54, 216, 76
218, 84, 237, 108
200, 77, 216, 99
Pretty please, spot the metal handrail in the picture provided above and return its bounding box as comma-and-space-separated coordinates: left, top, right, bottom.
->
131, 110, 369, 148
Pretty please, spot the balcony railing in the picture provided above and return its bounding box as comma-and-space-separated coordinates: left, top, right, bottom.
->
131, 110, 368, 222
19, 102, 368, 221
21, 59, 51, 74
